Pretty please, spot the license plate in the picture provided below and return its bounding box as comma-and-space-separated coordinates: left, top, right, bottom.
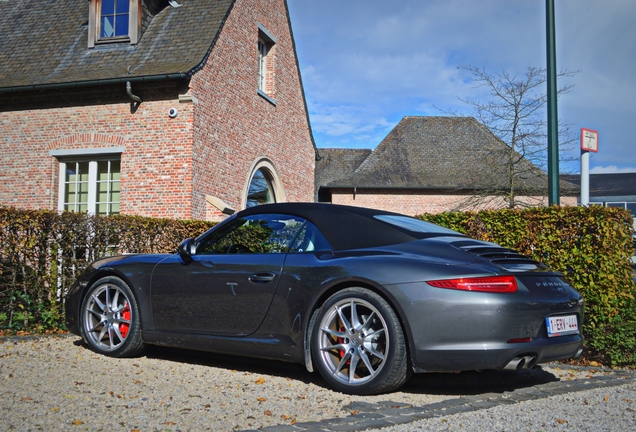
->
546, 315, 579, 337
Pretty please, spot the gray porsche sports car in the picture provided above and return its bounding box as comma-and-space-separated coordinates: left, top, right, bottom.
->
65, 203, 584, 395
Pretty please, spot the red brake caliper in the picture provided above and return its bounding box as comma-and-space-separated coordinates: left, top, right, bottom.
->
120, 302, 131, 338
337, 326, 350, 364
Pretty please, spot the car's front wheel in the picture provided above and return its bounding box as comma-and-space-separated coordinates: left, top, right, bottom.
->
311, 287, 409, 395
80, 276, 145, 357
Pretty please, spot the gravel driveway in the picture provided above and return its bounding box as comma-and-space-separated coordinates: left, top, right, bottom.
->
1, 335, 634, 431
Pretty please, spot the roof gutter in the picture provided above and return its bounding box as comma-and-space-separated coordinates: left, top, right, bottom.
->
0, 73, 189, 94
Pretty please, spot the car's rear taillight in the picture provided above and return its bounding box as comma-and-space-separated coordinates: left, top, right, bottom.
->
427, 275, 518, 293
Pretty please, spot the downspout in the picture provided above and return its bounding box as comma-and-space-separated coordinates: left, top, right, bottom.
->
126, 81, 142, 103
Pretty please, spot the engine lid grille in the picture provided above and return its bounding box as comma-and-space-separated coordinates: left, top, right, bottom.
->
455, 243, 549, 272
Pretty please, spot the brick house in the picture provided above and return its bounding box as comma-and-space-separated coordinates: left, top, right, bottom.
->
316, 116, 577, 215
0, 0, 317, 220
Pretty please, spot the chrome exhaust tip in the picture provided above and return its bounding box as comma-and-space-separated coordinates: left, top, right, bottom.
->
503, 356, 526, 371
522, 355, 538, 369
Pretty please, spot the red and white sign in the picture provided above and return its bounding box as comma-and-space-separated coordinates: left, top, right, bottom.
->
581, 128, 599, 152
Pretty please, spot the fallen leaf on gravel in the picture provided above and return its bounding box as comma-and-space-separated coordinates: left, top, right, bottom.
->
71, 420, 84, 426
21, 397, 33, 401
350, 411, 358, 415
164, 421, 176, 425
589, 361, 599, 367
290, 419, 297, 425
281, 415, 291, 420
622, 399, 633, 403
604, 395, 609, 402
264, 410, 272, 416
257, 397, 267, 402
556, 419, 567, 424
255, 377, 266, 384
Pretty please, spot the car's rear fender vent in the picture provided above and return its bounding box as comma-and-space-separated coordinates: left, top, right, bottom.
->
456, 244, 548, 272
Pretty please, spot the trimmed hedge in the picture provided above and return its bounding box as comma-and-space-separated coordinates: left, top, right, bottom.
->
419, 205, 636, 366
1, 205, 635, 366
0, 206, 214, 332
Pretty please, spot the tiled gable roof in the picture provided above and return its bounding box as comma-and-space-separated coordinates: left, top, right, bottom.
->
319, 116, 576, 194
0, 0, 234, 90
315, 148, 372, 191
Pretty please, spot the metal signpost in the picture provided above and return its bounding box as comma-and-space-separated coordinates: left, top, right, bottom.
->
580, 128, 599, 206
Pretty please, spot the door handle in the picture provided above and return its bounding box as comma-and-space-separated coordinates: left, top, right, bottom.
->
249, 272, 276, 283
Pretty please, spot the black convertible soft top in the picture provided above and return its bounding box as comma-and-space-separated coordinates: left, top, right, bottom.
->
236, 203, 421, 251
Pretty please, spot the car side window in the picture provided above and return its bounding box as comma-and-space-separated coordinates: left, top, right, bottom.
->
288, 221, 331, 253
197, 214, 306, 254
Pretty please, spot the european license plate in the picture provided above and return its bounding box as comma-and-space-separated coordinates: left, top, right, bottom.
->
546, 315, 579, 337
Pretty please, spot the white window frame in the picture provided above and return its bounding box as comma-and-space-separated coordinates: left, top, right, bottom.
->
88, 0, 142, 48
51, 148, 124, 215
258, 38, 269, 92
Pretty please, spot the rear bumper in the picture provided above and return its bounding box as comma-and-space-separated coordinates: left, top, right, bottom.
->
411, 334, 583, 372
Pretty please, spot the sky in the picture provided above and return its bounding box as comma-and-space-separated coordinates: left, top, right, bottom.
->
287, 0, 636, 174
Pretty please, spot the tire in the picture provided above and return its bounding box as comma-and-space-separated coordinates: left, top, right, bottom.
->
311, 287, 409, 395
80, 276, 145, 357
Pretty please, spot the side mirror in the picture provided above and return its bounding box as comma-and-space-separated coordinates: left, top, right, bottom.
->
177, 238, 196, 262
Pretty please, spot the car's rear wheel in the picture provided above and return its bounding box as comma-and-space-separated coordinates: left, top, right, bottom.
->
311, 287, 409, 395
80, 276, 145, 357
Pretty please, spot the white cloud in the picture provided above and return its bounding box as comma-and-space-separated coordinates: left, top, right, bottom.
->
590, 166, 636, 174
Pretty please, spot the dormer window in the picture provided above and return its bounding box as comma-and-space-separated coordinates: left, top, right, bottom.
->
88, 0, 142, 48
100, 0, 130, 38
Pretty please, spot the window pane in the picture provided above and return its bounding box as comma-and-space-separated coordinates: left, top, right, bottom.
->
97, 161, 110, 180
606, 202, 626, 209
111, 161, 121, 180
115, 0, 129, 13
198, 215, 303, 254
247, 169, 275, 208
115, 16, 129, 36
101, 0, 115, 14
626, 202, 636, 217
97, 203, 108, 215
101, 16, 115, 37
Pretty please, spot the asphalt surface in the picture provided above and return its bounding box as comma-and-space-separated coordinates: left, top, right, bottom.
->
1, 335, 634, 431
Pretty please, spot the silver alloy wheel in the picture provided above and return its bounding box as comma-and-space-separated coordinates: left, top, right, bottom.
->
83, 282, 132, 352
317, 297, 389, 386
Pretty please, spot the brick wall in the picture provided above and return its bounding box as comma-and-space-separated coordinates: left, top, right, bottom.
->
0, 83, 195, 219
330, 189, 578, 215
189, 0, 316, 219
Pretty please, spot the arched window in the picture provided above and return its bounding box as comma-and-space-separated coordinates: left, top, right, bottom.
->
244, 159, 285, 209
247, 169, 275, 208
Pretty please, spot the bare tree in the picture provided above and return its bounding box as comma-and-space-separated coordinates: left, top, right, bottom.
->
450, 66, 577, 209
